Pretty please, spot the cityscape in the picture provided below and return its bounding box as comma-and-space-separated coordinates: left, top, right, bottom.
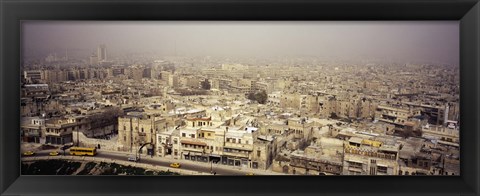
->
20, 22, 459, 175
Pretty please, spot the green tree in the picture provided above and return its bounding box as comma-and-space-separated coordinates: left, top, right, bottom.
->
255, 90, 268, 104
247, 92, 256, 101
247, 91, 268, 104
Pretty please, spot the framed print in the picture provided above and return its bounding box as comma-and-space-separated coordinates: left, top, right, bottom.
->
1, 0, 479, 196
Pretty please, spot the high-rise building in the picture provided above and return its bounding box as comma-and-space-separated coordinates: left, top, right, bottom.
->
97, 44, 107, 62
90, 53, 98, 65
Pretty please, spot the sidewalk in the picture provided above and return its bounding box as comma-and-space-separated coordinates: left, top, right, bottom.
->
98, 149, 286, 175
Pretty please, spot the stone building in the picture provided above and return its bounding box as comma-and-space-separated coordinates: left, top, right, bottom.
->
117, 112, 166, 154
289, 137, 344, 175
342, 137, 400, 175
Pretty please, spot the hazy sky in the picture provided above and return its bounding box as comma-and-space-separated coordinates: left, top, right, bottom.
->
22, 21, 459, 64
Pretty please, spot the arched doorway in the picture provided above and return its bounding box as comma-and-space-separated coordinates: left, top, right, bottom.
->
282, 165, 289, 174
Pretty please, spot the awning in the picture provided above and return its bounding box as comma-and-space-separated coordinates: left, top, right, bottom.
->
347, 159, 363, 164
224, 145, 252, 151
209, 154, 221, 158
348, 167, 363, 172
437, 140, 459, 147
181, 140, 207, 146
376, 164, 388, 168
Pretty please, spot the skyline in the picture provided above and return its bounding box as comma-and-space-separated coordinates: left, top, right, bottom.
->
22, 21, 459, 65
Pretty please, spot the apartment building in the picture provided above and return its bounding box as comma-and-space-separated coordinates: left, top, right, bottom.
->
342, 137, 400, 175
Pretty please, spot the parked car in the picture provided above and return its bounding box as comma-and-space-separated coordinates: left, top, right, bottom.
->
170, 163, 181, 168
22, 151, 34, 156
49, 151, 59, 156
128, 156, 139, 162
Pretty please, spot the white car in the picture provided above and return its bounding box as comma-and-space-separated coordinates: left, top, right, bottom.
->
128, 156, 139, 162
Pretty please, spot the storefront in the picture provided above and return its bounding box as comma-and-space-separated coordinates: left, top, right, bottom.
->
45, 134, 72, 145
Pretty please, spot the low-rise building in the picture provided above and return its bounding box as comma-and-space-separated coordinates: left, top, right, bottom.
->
342, 137, 400, 175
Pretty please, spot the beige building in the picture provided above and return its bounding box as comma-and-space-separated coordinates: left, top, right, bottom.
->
287, 118, 314, 140
117, 112, 166, 154
289, 137, 344, 175
252, 135, 277, 169
280, 93, 301, 109
375, 104, 421, 134
44, 115, 88, 145
221, 126, 256, 167
342, 137, 400, 175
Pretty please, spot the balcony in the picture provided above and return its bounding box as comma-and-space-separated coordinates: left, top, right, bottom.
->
224, 142, 253, 151
223, 151, 249, 158
45, 130, 71, 137
182, 146, 204, 153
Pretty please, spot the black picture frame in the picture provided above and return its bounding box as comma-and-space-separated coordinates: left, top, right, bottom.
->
1, 0, 479, 195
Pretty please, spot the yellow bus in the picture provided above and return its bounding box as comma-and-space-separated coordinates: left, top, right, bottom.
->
69, 147, 97, 156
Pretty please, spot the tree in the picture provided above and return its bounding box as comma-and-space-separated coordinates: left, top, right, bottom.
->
246, 90, 268, 104
329, 112, 338, 119
247, 92, 256, 101
201, 79, 211, 90
255, 90, 268, 104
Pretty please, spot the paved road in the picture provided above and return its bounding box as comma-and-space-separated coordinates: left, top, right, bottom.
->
24, 150, 264, 175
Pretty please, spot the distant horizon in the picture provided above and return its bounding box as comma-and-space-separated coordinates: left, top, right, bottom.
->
22, 21, 459, 65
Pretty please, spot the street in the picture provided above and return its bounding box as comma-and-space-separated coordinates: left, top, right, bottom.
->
24, 150, 283, 175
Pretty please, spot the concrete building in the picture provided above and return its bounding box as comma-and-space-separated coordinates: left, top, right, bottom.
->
289, 137, 344, 175
97, 44, 107, 62
342, 137, 400, 175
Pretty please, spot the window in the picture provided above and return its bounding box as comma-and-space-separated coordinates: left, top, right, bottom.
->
141, 128, 144, 132
238, 139, 241, 144
124, 136, 126, 141
173, 139, 178, 144
182, 133, 186, 137
208, 133, 211, 136
349, 171, 361, 175
257, 150, 261, 157
377, 166, 388, 173
348, 161, 362, 169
